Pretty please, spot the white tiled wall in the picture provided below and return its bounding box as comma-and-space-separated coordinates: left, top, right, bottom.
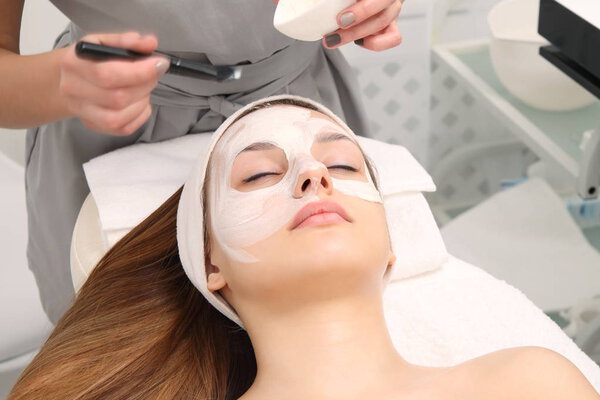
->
428, 0, 539, 210
340, 0, 433, 165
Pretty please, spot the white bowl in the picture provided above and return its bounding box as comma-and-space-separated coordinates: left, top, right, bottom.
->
274, 0, 356, 42
488, 0, 596, 111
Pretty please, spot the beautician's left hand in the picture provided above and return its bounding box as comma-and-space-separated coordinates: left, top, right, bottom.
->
274, 0, 404, 51
324, 0, 404, 51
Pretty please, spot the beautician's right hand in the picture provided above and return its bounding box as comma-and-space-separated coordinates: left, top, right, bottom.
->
59, 32, 169, 136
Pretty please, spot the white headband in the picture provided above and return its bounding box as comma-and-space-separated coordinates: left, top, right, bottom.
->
176, 95, 379, 328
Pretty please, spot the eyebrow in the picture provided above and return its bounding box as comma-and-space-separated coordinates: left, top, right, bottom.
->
315, 131, 353, 144
238, 131, 353, 153
240, 142, 277, 153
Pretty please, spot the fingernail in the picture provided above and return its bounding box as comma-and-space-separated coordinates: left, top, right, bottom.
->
155, 59, 170, 75
325, 34, 341, 48
340, 12, 355, 28
354, 38, 364, 46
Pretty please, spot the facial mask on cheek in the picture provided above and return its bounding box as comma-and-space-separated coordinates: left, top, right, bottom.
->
208, 106, 382, 263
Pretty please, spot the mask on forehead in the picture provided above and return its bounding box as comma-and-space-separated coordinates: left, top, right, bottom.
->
208, 105, 382, 263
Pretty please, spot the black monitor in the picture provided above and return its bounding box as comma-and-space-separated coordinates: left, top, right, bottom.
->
538, 0, 600, 100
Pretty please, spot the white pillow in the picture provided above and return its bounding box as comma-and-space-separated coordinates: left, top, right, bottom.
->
73, 134, 447, 291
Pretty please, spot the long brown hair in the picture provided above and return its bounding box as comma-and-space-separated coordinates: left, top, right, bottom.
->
8, 187, 256, 400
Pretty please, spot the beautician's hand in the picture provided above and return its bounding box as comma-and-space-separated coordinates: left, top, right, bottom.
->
58, 32, 169, 136
323, 0, 404, 51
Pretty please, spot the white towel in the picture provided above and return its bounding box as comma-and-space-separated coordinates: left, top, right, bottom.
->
384, 255, 600, 392
441, 178, 600, 311
83, 134, 213, 248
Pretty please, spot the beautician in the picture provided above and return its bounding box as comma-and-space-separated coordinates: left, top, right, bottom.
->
0, 0, 404, 324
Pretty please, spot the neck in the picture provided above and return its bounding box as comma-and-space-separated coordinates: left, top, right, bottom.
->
240, 292, 418, 400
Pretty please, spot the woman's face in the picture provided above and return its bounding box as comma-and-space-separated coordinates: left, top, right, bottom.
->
205, 105, 395, 318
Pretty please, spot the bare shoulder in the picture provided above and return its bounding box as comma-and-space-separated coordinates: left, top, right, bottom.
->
478, 346, 600, 400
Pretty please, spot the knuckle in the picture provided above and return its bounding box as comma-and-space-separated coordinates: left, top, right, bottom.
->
122, 118, 143, 136
359, 1, 377, 17
61, 52, 76, 70
142, 104, 152, 120
101, 113, 122, 131
112, 127, 128, 136
120, 124, 135, 136
82, 119, 97, 132
93, 67, 114, 88
124, 31, 142, 41
58, 79, 72, 96
376, 13, 390, 31
110, 89, 130, 109
121, 31, 138, 40
114, 33, 135, 49
385, 1, 401, 23
80, 34, 97, 43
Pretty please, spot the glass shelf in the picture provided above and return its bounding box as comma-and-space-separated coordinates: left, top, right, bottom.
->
432, 39, 600, 251
433, 39, 600, 179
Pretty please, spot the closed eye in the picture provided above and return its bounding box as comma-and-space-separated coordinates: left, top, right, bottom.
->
327, 165, 358, 172
243, 172, 281, 183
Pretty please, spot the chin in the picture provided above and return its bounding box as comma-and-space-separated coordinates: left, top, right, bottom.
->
292, 224, 385, 279
299, 223, 355, 253
235, 223, 390, 307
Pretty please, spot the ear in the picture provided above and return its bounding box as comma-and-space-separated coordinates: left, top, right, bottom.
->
206, 261, 227, 292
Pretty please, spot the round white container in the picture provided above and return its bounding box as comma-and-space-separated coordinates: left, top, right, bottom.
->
274, 0, 355, 41
488, 0, 596, 111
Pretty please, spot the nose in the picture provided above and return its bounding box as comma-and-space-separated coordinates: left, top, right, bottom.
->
293, 165, 333, 198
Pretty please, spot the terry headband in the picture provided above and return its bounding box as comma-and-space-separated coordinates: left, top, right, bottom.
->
176, 95, 383, 328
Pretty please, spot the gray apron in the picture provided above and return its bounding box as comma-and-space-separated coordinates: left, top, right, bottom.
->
27, 0, 370, 324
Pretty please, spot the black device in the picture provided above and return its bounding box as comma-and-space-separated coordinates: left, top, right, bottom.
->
538, 0, 600, 99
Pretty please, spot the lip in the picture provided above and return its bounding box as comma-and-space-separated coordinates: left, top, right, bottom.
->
290, 200, 351, 230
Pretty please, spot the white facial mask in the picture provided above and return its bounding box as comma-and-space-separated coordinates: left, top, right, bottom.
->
208, 106, 382, 262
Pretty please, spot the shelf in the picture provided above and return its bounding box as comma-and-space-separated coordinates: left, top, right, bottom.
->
443, 204, 600, 252
432, 39, 600, 251
432, 39, 600, 179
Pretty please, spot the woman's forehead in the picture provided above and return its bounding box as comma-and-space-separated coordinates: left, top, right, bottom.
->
216, 105, 352, 155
